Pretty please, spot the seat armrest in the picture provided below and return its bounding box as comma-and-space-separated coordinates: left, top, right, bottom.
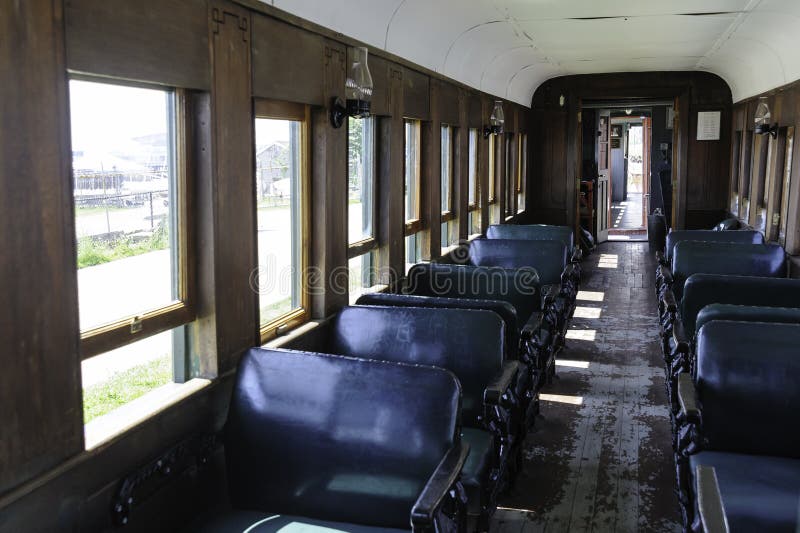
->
411, 442, 470, 532
677, 373, 701, 423
562, 263, 578, 286
521, 312, 544, 339
661, 289, 678, 314
655, 251, 667, 266
541, 284, 558, 307
484, 360, 521, 406
571, 246, 583, 263
695, 465, 730, 533
671, 319, 690, 355
660, 268, 674, 287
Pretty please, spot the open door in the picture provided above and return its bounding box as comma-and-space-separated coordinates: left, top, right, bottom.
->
596, 110, 611, 243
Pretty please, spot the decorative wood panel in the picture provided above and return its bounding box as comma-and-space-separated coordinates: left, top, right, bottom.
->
206, 2, 257, 373
403, 67, 429, 120
65, 0, 210, 89
439, 81, 460, 126
0, 0, 83, 496
251, 14, 324, 104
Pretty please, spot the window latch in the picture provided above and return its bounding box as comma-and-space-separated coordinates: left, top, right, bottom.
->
130, 316, 143, 334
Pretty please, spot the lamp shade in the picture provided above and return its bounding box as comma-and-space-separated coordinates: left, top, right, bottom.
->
345, 47, 373, 118
490, 100, 505, 131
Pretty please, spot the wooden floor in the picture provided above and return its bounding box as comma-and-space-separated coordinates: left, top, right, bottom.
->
493, 242, 680, 533
611, 193, 645, 230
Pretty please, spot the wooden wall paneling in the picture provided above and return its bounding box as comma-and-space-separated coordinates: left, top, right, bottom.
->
251, 14, 324, 105
457, 89, 469, 240
565, 95, 579, 229
0, 0, 84, 496
403, 67, 429, 120
439, 81, 459, 126
422, 79, 441, 259
368, 54, 390, 117
310, 40, 348, 317
673, 91, 690, 229
469, 94, 483, 129
65, 0, 211, 90
205, 2, 257, 373
376, 67, 405, 287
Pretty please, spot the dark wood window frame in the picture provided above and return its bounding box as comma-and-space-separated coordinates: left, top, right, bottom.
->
253, 98, 311, 343
78, 83, 196, 360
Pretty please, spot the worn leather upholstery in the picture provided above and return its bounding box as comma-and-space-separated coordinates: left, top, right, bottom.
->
694, 320, 800, 458
325, 305, 513, 521
681, 274, 800, 337
664, 230, 764, 263
688, 452, 800, 533
405, 263, 541, 331
405, 263, 556, 387
355, 293, 519, 361
669, 242, 785, 301
486, 224, 574, 251
695, 304, 800, 333
676, 321, 800, 531
225, 348, 462, 530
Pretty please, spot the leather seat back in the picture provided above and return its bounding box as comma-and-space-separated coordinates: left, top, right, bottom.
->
355, 292, 519, 360
406, 262, 541, 329
695, 320, 800, 458
329, 305, 504, 426
681, 274, 800, 336
665, 229, 763, 261
486, 224, 574, 250
226, 348, 461, 528
696, 304, 800, 333
671, 242, 785, 300
468, 238, 567, 285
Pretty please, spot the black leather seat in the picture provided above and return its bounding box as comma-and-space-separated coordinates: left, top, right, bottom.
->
405, 262, 557, 387
654, 229, 764, 293
468, 238, 577, 335
674, 320, 800, 531
353, 292, 538, 429
217, 348, 469, 533
661, 274, 800, 392
485, 223, 582, 279
695, 304, 800, 333
283, 305, 519, 528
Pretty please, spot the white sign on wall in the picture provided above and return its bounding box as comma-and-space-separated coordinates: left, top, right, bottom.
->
697, 111, 721, 141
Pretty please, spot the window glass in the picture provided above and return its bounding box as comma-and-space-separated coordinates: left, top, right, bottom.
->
348, 251, 376, 304
518, 134, 526, 213
488, 134, 496, 202
468, 129, 478, 206
348, 116, 375, 244
405, 233, 421, 274
441, 125, 452, 213
469, 210, 481, 235
505, 133, 514, 215
70, 80, 179, 332
405, 120, 421, 222
255, 117, 304, 326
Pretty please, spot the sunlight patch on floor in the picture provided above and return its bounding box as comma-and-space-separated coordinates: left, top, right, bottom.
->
555, 359, 590, 369
565, 329, 596, 341
573, 306, 601, 319
541, 393, 584, 405
598, 253, 619, 268
576, 290, 604, 302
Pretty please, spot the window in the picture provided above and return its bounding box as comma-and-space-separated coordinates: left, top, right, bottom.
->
254, 100, 309, 339
347, 116, 380, 297
517, 134, 526, 213
441, 125, 456, 251
348, 116, 376, 245
404, 120, 422, 271
779, 127, 795, 246
740, 130, 753, 221
348, 251, 377, 304
468, 128, 481, 235
505, 133, 514, 216
488, 134, 500, 224
70, 79, 193, 422
730, 130, 741, 216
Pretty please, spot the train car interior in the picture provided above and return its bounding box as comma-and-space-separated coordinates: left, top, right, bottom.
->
4, 1, 800, 532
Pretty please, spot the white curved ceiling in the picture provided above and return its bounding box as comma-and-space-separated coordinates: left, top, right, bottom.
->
267, 0, 800, 105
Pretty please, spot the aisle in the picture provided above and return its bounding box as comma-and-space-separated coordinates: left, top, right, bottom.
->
493, 242, 680, 532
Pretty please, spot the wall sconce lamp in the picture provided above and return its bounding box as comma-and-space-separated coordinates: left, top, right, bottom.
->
483, 100, 505, 138
754, 96, 778, 138
330, 46, 373, 128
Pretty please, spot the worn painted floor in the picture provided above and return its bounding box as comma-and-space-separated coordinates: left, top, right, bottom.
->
611, 193, 645, 230
493, 242, 680, 533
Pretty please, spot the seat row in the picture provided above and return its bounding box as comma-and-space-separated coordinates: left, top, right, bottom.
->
193, 224, 582, 533
652, 228, 800, 532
